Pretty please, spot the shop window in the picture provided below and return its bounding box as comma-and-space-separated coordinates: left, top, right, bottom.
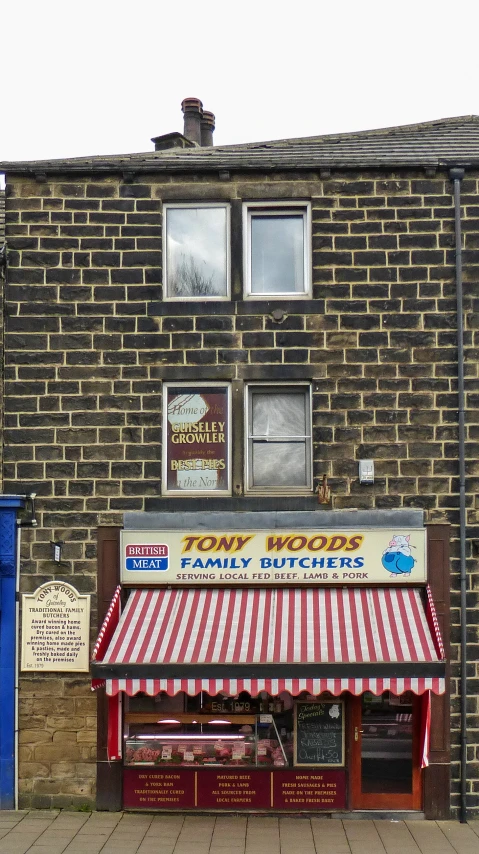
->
163, 203, 230, 299
245, 384, 312, 492
124, 691, 294, 769
243, 202, 311, 297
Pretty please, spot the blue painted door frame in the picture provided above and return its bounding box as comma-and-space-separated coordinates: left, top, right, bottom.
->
0, 497, 25, 809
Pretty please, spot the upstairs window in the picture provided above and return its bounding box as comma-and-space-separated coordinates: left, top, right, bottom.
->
245, 385, 312, 492
244, 202, 311, 297
164, 203, 230, 299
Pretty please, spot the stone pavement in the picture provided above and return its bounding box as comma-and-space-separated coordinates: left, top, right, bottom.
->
1, 812, 479, 854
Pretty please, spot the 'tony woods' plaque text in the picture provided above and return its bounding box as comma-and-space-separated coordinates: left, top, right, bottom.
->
21, 582, 90, 672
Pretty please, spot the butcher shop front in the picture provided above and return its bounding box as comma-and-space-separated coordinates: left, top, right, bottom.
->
91, 512, 449, 815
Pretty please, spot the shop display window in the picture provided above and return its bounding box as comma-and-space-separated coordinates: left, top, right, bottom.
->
124, 691, 294, 768
123, 691, 348, 770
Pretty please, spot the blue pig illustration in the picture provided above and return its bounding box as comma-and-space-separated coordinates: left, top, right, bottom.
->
381, 534, 416, 577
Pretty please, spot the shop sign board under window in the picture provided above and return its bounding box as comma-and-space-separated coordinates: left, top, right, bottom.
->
162, 383, 231, 495
120, 528, 426, 584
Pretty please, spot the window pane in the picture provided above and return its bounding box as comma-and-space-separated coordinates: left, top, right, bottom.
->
252, 442, 307, 487
252, 393, 306, 437
251, 214, 304, 293
166, 207, 227, 297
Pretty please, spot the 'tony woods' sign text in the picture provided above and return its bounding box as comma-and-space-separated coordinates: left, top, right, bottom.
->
121, 529, 426, 585
21, 582, 91, 672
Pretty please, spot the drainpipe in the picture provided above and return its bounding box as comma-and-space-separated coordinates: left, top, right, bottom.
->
450, 166, 467, 823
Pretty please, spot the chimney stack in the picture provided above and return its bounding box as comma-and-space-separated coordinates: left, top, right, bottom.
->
201, 110, 215, 147
181, 97, 203, 145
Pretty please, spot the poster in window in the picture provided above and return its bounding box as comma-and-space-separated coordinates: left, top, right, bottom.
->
163, 384, 231, 494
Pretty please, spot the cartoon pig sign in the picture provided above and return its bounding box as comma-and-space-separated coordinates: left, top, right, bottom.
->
381, 534, 416, 577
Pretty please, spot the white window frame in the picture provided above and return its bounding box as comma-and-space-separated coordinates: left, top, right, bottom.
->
243, 201, 312, 299
162, 381, 232, 496
163, 202, 231, 301
244, 383, 313, 494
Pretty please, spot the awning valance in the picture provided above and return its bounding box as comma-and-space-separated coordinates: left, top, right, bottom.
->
91, 586, 446, 697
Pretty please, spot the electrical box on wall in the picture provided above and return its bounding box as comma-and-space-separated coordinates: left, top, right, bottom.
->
359, 460, 374, 484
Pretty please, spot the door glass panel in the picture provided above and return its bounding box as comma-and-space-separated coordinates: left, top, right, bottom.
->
361, 693, 413, 794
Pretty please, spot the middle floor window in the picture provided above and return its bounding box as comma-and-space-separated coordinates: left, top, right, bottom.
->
163, 203, 230, 300
161, 382, 313, 496
245, 384, 313, 492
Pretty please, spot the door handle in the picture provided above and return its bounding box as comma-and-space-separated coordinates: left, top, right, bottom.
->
354, 727, 364, 741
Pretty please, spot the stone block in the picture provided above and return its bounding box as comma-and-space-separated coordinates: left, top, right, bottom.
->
19, 679, 65, 698
46, 716, 86, 731
61, 780, 95, 796
34, 742, 82, 761
33, 779, 62, 795
76, 730, 96, 744
18, 730, 53, 744
18, 761, 50, 779
22, 698, 74, 716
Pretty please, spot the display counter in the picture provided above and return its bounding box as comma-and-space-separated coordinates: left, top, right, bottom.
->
124, 713, 289, 768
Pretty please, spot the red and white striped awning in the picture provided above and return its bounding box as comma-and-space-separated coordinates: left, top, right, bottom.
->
92, 586, 445, 697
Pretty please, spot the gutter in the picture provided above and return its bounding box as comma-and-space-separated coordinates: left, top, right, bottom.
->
0, 158, 477, 178
450, 166, 467, 823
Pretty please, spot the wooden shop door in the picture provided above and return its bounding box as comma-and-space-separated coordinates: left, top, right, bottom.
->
349, 694, 422, 810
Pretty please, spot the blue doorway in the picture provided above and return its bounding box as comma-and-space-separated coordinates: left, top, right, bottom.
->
0, 496, 25, 809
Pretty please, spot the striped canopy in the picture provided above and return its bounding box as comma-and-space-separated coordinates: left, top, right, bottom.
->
92, 586, 445, 698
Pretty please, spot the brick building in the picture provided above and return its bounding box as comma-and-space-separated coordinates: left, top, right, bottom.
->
0, 103, 478, 817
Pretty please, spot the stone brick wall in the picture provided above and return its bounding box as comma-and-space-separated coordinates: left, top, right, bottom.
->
3, 170, 479, 811
0, 189, 5, 244
18, 675, 96, 808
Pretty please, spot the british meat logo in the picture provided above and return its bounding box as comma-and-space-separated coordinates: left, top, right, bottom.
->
125, 544, 169, 572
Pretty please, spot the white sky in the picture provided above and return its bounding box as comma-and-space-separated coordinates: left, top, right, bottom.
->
2, 0, 479, 164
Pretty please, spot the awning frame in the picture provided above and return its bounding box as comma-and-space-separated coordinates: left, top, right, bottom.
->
91, 661, 445, 681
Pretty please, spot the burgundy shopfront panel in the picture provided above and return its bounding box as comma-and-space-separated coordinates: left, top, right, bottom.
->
124, 768, 346, 810
272, 770, 346, 809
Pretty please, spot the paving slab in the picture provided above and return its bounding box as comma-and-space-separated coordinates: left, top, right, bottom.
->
1, 813, 479, 854
437, 821, 479, 854
406, 820, 457, 853
20, 847, 69, 854
10, 821, 53, 831
374, 819, 421, 854
210, 845, 247, 851
172, 847, 212, 854
62, 846, 105, 854
137, 847, 176, 854
0, 837, 42, 854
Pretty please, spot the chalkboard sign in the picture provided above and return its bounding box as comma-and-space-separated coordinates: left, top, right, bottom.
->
294, 701, 345, 767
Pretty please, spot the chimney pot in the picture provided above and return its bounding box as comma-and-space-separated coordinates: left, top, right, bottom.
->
181, 97, 203, 145
201, 110, 216, 147
201, 110, 215, 146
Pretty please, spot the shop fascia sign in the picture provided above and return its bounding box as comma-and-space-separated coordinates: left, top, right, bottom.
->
121, 528, 426, 585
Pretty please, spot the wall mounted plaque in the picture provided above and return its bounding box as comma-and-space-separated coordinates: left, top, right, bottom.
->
21, 581, 90, 672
